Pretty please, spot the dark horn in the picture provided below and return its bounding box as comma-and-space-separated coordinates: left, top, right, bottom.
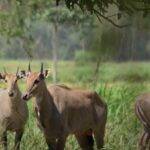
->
28, 62, 31, 72
40, 63, 43, 74
16, 67, 19, 76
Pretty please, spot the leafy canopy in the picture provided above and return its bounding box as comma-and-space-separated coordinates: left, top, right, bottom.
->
0, 0, 149, 37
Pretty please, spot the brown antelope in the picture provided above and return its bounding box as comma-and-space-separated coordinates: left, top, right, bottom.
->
135, 93, 150, 150
0, 68, 28, 150
22, 63, 107, 150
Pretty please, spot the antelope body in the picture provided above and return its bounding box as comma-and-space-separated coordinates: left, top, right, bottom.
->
135, 93, 150, 150
0, 71, 28, 150
22, 64, 107, 150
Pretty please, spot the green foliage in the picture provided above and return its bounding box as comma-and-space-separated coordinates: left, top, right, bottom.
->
42, 6, 90, 24
62, 0, 150, 16
0, 1, 93, 36
114, 70, 150, 83
75, 51, 96, 64
0, 0, 149, 38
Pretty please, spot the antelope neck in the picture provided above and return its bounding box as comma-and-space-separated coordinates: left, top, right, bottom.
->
34, 82, 52, 107
10, 87, 22, 110
34, 82, 53, 123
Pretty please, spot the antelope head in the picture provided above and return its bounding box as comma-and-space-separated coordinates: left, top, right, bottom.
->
21, 63, 49, 101
0, 67, 22, 98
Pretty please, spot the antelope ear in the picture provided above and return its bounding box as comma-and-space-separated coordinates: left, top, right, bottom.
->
0, 73, 5, 80
19, 70, 27, 79
44, 69, 50, 78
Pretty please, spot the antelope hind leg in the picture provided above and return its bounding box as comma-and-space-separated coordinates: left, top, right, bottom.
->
55, 136, 67, 150
14, 130, 23, 150
94, 125, 106, 150
139, 131, 150, 150
45, 136, 56, 150
75, 133, 94, 150
1, 131, 7, 150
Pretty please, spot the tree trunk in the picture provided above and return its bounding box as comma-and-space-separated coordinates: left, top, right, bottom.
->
52, 22, 58, 83
131, 28, 136, 60
21, 36, 34, 59
81, 38, 85, 53
131, 16, 137, 60
92, 57, 101, 87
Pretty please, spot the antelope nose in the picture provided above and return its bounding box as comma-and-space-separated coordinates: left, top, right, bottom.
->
8, 92, 14, 97
22, 93, 28, 101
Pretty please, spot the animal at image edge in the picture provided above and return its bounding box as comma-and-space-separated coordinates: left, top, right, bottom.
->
0, 68, 28, 150
21, 63, 107, 150
135, 93, 150, 150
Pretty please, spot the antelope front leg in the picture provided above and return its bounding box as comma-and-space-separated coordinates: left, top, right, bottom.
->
139, 131, 149, 150
56, 136, 67, 150
75, 134, 94, 150
1, 131, 7, 150
14, 130, 23, 150
45, 136, 56, 150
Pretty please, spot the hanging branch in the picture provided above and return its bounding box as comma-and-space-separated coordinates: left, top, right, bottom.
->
93, 9, 131, 28
56, 0, 150, 27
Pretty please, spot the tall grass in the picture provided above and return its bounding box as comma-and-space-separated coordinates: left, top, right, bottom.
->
96, 83, 147, 150
0, 60, 149, 149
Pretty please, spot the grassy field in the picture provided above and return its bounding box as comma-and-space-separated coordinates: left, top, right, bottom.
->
0, 60, 150, 150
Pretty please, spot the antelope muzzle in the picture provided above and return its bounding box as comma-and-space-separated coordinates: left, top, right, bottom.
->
22, 93, 31, 101
8, 91, 14, 97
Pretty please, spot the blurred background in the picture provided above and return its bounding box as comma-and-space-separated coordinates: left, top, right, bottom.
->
0, 1, 149, 85
0, 1, 150, 150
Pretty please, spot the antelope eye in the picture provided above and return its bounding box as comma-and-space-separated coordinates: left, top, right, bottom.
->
34, 79, 40, 84
5, 80, 7, 83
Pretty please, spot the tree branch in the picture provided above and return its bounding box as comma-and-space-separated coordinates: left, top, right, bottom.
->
130, 3, 150, 11
93, 9, 131, 28
95, 12, 102, 23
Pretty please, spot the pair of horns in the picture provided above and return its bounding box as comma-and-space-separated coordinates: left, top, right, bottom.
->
3, 67, 19, 76
28, 62, 43, 73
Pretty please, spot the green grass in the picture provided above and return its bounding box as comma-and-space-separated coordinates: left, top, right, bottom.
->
0, 60, 150, 149
97, 83, 147, 150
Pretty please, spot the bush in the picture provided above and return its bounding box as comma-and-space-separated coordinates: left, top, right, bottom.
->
113, 68, 150, 83
75, 51, 97, 64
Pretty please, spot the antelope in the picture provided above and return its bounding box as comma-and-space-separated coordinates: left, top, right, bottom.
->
135, 93, 150, 150
0, 68, 28, 150
22, 63, 107, 150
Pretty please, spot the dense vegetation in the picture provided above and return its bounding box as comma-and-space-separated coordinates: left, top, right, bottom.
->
0, 1, 149, 61
0, 60, 149, 150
